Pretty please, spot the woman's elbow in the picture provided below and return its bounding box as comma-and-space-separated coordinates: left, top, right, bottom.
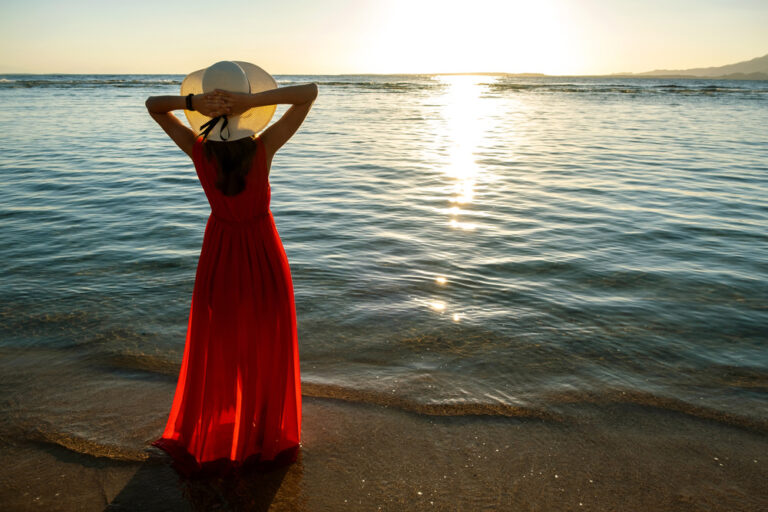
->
308, 83, 318, 101
145, 96, 162, 113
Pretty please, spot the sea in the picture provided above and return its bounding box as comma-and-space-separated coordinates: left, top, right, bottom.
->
0, 73, 767, 456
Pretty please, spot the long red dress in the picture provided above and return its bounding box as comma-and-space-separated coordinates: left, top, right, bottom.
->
152, 135, 301, 478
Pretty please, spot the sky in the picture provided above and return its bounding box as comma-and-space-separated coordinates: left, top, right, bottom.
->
0, 0, 766, 75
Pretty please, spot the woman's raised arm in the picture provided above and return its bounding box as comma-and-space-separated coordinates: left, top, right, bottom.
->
145, 93, 227, 157
215, 84, 318, 115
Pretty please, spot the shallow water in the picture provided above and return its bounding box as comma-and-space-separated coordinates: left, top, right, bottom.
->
1, 74, 767, 449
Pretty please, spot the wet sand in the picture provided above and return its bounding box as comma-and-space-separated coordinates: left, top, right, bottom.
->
1, 389, 766, 511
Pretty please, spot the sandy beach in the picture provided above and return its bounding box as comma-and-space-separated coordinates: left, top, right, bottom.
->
0, 347, 766, 511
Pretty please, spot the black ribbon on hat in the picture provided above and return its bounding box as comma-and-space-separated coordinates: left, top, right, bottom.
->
199, 115, 230, 141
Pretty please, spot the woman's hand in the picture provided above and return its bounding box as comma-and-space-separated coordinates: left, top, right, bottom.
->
192, 92, 229, 118
211, 89, 255, 117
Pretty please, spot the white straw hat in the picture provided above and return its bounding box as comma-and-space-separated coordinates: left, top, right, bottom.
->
181, 60, 277, 141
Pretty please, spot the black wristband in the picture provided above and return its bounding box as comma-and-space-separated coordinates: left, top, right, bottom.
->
186, 93, 195, 111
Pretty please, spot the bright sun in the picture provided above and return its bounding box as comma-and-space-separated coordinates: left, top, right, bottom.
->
358, 0, 577, 74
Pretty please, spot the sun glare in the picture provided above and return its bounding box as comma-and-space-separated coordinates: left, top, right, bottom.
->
361, 0, 574, 74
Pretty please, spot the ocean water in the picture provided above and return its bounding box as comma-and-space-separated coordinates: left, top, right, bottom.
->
1, 73, 767, 450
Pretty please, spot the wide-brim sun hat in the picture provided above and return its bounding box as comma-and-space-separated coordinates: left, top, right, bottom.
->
181, 60, 277, 142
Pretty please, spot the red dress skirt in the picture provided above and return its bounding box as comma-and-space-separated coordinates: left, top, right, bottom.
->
152, 135, 301, 478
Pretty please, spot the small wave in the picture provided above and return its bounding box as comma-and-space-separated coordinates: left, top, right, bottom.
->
542, 388, 768, 433
95, 349, 180, 376
0, 77, 182, 89
487, 82, 768, 96
318, 81, 443, 92
23, 422, 150, 462
301, 382, 565, 421
301, 382, 768, 432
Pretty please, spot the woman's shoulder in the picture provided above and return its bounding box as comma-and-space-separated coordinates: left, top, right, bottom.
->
255, 135, 273, 175
191, 135, 205, 156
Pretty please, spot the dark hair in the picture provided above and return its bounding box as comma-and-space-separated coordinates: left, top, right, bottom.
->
202, 136, 259, 196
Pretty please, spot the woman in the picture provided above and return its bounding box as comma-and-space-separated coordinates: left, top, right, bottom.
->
145, 61, 317, 478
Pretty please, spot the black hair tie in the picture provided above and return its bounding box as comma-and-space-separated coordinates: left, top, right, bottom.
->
199, 115, 230, 141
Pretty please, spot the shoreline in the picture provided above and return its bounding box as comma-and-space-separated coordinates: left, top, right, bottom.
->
1, 346, 766, 510
1, 394, 766, 511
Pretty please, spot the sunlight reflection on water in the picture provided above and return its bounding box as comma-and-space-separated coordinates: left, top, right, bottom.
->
0, 73, 766, 422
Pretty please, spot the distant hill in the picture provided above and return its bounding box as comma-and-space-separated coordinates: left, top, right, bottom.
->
633, 54, 768, 80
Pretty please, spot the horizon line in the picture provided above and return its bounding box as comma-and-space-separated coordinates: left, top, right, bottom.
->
2, 71, 767, 80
